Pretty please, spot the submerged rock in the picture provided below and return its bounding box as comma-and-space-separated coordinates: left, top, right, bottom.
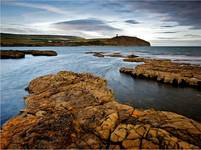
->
86, 51, 125, 58
86, 51, 140, 59
93, 52, 105, 57
1, 71, 201, 149
85, 51, 105, 57
120, 59, 201, 88
0, 50, 57, 59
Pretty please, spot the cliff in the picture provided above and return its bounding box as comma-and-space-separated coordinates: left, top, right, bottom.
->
105, 36, 150, 46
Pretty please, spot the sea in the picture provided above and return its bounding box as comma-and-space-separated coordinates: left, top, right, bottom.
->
1, 46, 201, 125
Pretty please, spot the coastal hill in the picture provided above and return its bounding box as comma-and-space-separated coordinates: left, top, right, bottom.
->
106, 36, 150, 46
0, 33, 150, 46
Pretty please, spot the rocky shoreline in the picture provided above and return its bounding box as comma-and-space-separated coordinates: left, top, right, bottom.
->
120, 59, 201, 88
86, 51, 201, 88
0, 50, 57, 59
1, 71, 201, 149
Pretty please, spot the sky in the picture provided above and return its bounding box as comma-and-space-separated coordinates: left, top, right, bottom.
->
1, 0, 201, 46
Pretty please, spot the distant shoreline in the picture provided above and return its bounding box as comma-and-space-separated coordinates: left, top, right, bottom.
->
1, 33, 151, 47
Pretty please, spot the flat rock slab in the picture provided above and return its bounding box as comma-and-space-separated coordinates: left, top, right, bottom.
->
0, 50, 57, 59
1, 71, 201, 149
0, 50, 25, 59
120, 59, 201, 88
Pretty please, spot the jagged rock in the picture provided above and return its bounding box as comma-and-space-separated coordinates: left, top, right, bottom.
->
120, 59, 201, 88
1, 71, 201, 149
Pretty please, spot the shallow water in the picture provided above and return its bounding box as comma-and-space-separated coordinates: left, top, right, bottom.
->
1, 46, 201, 125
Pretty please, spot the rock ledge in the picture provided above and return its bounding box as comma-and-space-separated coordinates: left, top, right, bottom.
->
120, 59, 201, 88
0, 50, 57, 59
1, 71, 201, 149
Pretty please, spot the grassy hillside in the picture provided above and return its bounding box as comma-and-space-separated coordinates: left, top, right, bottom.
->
0, 33, 150, 46
0, 33, 85, 46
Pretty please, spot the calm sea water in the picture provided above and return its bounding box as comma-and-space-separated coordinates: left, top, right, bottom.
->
1, 46, 201, 125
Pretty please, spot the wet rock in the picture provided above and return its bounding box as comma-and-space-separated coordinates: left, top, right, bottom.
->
0, 50, 25, 59
86, 51, 125, 58
93, 52, 104, 57
123, 57, 145, 62
0, 50, 57, 59
120, 59, 201, 88
1, 71, 201, 149
105, 52, 124, 58
85, 51, 105, 57
126, 54, 139, 58
119, 67, 134, 74
25, 50, 57, 56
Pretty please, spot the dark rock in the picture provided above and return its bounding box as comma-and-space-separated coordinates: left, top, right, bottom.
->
126, 54, 139, 58
25, 50, 57, 56
93, 52, 104, 57
123, 57, 145, 62
0, 50, 25, 59
0, 50, 57, 59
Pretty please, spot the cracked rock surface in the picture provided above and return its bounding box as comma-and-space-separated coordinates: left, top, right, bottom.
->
120, 59, 201, 88
1, 71, 201, 149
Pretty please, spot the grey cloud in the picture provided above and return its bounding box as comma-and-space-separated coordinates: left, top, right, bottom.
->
125, 20, 140, 24
157, 37, 181, 40
53, 18, 121, 32
160, 25, 177, 28
184, 34, 201, 38
117, 1, 201, 30
1, 27, 41, 34
147, 1, 201, 29
156, 31, 178, 34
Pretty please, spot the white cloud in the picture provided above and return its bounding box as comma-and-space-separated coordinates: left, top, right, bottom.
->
12, 2, 67, 15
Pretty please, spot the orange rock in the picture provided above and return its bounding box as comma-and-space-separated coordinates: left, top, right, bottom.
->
1, 71, 201, 149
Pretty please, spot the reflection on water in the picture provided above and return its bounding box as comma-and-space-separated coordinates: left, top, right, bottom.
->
1, 46, 201, 125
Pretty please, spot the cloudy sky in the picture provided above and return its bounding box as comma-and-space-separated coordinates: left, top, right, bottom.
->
1, 0, 201, 46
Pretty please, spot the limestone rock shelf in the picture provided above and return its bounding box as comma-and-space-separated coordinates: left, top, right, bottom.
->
120, 59, 201, 88
0, 50, 57, 59
1, 71, 201, 149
